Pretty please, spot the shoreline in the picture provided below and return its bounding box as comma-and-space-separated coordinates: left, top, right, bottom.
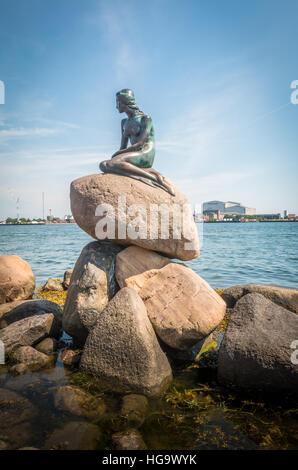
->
0, 222, 77, 226
200, 220, 298, 223
1, 220, 297, 226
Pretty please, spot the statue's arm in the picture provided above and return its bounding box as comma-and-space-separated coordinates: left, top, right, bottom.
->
113, 117, 151, 157
111, 119, 128, 158
120, 119, 128, 150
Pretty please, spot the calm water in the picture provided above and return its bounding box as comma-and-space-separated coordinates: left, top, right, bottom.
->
0, 222, 297, 289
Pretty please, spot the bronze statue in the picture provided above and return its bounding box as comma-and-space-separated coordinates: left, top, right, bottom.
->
99, 89, 175, 195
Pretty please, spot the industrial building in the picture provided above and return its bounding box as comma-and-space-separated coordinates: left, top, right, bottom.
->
203, 200, 256, 217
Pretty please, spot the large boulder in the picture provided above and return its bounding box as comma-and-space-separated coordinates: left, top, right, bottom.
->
116, 246, 170, 292
221, 284, 298, 314
0, 313, 61, 355
218, 293, 298, 394
62, 241, 122, 345
0, 299, 62, 329
0, 255, 35, 304
70, 173, 199, 261
80, 287, 172, 397
138, 263, 226, 350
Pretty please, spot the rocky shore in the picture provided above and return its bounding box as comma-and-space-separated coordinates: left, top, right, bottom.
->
0, 173, 297, 450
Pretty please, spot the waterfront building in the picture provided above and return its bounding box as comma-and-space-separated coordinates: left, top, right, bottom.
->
203, 200, 256, 216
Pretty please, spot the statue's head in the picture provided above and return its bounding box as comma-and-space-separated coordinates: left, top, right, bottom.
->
116, 89, 137, 113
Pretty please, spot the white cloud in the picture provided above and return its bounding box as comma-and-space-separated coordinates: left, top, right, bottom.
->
0, 127, 61, 138
0, 145, 107, 175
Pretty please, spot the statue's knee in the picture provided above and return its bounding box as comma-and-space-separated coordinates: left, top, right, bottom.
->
99, 161, 107, 172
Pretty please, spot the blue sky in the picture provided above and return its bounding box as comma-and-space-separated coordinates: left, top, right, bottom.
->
0, 0, 297, 219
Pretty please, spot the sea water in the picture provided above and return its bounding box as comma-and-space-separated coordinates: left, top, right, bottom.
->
0, 222, 297, 289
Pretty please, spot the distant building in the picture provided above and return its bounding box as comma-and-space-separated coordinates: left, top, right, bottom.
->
284, 210, 288, 218
288, 213, 296, 219
203, 200, 256, 216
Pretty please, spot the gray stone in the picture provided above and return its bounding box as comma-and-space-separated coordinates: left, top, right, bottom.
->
42, 278, 63, 292
80, 287, 172, 397
12, 346, 53, 371
138, 263, 226, 350
10, 363, 28, 376
0, 313, 61, 355
62, 241, 122, 345
112, 429, 147, 450
70, 173, 199, 261
54, 385, 106, 421
0, 299, 34, 320
0, 299, 62, 329
218, 293, 298, 394
121, 394, 148, 428
35, 337, 58, 355
115, 246, 170, 292
221, 284, 298, 314
63, 269, 73, 289
43, 421, 102, 450
61, 349, 81, 366
0, 255, 35, 304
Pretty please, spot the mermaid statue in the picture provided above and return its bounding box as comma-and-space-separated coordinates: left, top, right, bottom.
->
99, 89, 175, 195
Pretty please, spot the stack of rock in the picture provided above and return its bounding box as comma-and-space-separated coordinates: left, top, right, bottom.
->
0, 255, 62, 374
63, 173, 226, 396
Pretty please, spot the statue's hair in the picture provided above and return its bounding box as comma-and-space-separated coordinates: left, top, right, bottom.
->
116, 89, 145, 115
